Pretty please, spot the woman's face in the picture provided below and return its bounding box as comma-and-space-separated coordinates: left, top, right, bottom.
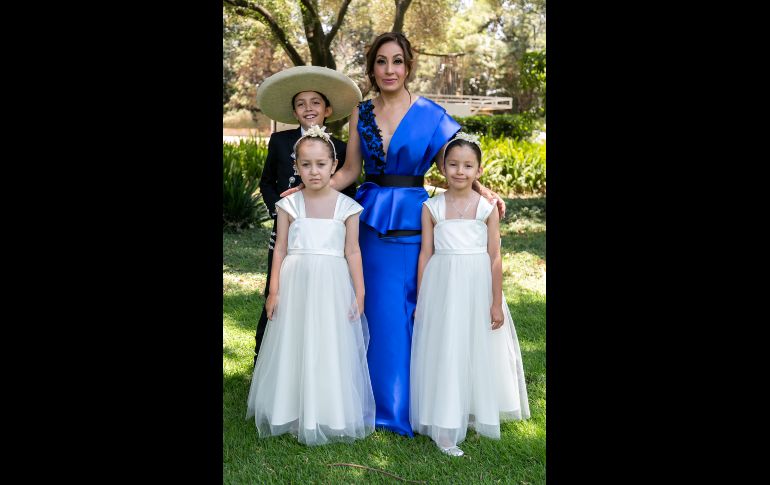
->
373, 41, 408, 93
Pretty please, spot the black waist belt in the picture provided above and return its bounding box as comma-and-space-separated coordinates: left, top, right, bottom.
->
378, 229, 421, 238
365, 174, 425, 188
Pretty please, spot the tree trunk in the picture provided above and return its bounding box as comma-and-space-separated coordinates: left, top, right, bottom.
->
392, 0, 413, 33
300, 0, 335, 68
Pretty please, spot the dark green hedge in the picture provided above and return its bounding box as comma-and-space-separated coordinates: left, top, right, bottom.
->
454, 114, 535, 140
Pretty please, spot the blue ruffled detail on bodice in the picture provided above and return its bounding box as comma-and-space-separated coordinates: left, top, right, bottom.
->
356, 97, 461, 234
357, 100, 386, 173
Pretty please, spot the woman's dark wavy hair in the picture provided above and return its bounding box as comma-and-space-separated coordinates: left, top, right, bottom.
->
364, 32, 415, 96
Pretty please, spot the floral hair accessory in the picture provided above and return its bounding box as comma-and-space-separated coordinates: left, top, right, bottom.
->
292, 124, 337, 160
450, 131, 481, 148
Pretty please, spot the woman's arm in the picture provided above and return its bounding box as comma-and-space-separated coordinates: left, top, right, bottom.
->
473, 180, 506, 219
417, 205, 435, 296
433, 143, 447, 176
344, 213, 365, 316
266, 207, 290, 319
486, 206, 504, 329
331, 108, 363, 190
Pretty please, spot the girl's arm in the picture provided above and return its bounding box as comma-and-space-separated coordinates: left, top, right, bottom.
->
279, 109, 363, 198
266, 207, 290, 319
417, 205, 435, 296
486, 206, 505, 329
344, 212, 365, 316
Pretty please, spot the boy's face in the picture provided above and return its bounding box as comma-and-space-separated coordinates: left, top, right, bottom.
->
292, 91, 333, 130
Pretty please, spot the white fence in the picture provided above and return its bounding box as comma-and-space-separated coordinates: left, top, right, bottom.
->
416, 93, 513, 117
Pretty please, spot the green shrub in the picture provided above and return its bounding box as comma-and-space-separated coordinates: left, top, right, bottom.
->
480, 136, 546, 196
223, 137, 268, 181
455, 114, 535, 140
223, 138, 271, 231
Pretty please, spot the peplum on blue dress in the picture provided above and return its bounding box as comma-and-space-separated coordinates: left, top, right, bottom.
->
355, 97, 460, 437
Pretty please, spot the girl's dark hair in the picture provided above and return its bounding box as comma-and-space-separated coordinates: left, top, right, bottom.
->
365, 32, 415, 95
445, 138, 483, 166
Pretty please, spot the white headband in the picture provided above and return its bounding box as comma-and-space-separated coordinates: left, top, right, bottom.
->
291, 124, 337, 161
449, 131, 481, 148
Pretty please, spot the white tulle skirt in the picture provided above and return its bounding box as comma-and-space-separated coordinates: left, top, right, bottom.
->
246, 253, 375, 446
410, 253, 530, 448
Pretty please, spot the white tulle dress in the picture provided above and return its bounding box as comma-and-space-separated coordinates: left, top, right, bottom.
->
246, 191, 375, 446
410, 193, 530, 448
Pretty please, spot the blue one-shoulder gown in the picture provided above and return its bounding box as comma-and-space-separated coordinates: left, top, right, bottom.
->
355, 97, 460, 437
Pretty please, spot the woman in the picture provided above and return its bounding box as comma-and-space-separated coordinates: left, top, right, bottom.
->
284, 32, 504, 437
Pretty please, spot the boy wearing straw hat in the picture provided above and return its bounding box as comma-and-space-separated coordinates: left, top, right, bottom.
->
253, 66, 362, 364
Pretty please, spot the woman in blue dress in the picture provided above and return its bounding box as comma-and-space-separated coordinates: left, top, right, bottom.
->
283, 32, 504, 437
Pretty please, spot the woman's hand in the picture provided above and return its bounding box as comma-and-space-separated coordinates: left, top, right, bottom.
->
266, 293, 279, 320
490, 304, 504, 330
279, 183, 304, 198
473, 181, 506, 219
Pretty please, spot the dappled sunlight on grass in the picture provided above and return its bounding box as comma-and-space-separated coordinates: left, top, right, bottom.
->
503, 418, 542, 439
369, 450, 390, 469
223, 316, 257, 378
223, 272, 265, 294
519, 340, 545, 353
503, 251, 545, 295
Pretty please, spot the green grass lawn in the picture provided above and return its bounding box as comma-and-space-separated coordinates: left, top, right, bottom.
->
223, 197, 546, 484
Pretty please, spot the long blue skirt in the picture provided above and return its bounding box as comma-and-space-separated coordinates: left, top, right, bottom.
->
359, 223, 421, 437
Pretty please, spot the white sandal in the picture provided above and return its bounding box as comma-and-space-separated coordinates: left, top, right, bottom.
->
438, 445, 465, 457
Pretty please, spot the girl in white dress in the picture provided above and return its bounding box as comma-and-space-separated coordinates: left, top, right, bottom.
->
246, 125, 375, 446
410, 132, 530, 457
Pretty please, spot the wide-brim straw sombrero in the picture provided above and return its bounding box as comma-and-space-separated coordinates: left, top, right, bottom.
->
257, 66, 362, 124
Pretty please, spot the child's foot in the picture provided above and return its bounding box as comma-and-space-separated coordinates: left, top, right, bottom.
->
438, 445, 465, 457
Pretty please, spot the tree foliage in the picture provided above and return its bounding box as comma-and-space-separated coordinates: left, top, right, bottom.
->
222, 0, 547, 121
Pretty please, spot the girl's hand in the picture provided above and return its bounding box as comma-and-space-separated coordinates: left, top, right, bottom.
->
266, 294, 279, 320
491, 305, 504, 330
349, 296, 365, 322
279, 183, 304, 198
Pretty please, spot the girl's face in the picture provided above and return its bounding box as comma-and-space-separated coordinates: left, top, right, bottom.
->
295, 139, 337, 191
292, 91, 332, 130
444, 145, 481, 191
373, 41, 408, 93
